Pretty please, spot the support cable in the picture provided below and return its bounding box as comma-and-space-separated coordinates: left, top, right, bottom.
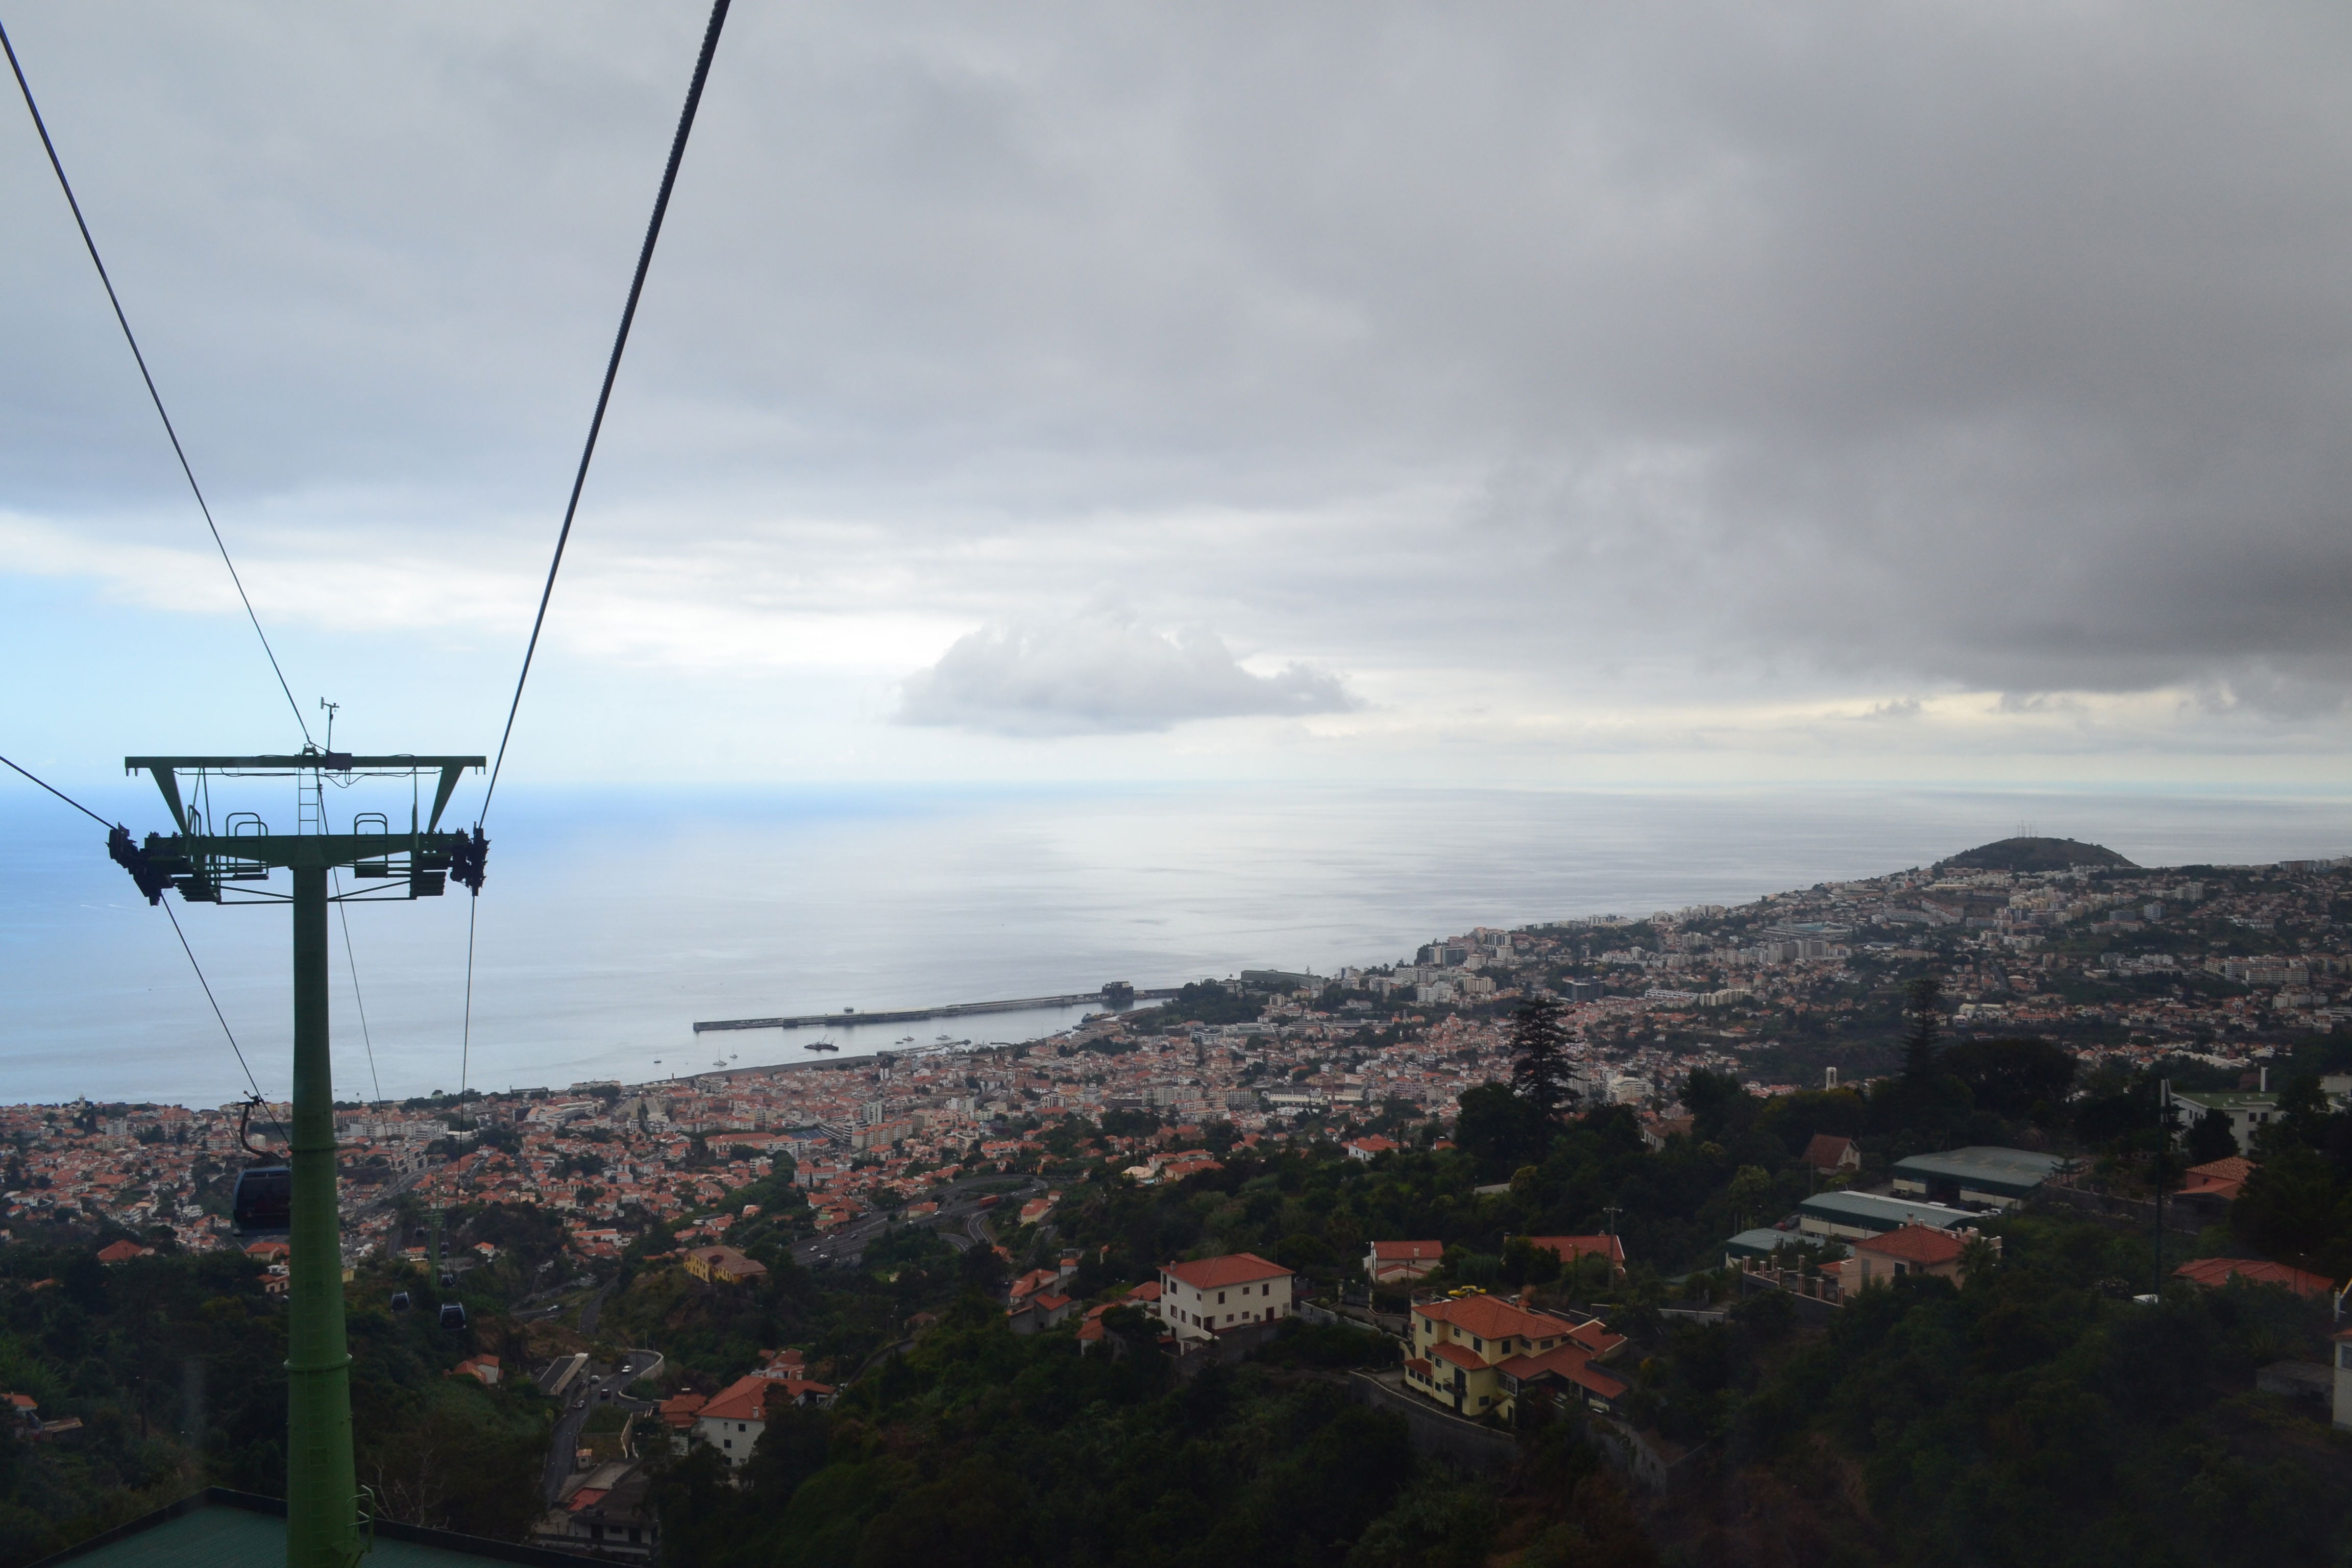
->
0, 16, 312, 747
478, 0, 731, 824
1, 751, 109, 827
3, 750, 280, 1120
460, 896, 478, 1099
162, 899, 274, 1116
330, 869, 385, 1106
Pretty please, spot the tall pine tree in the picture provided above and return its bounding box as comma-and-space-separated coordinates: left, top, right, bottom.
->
1509, 994, 1578, 1119
1902, 974, 1945, 1078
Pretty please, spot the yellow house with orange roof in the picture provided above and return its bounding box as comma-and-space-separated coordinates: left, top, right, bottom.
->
1404, 1292, 1627, 1420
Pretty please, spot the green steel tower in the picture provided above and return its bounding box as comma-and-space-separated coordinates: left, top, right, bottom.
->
112, 751, 485, 1568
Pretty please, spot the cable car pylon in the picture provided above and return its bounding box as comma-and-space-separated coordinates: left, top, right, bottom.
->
112, 749, 484, 1568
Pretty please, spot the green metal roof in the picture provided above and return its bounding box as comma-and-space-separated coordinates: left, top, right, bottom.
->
1722, 1222, 1844, 1260
33, 1492, 585, 1568
1890, 1146, 2070, 1196
1797, 1191, 1974, 1233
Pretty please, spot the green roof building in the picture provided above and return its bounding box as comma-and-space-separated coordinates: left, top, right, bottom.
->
1723, 1228, 1847, 1264
1795, 1190, 1976, 1241
30, 1490, 584, 1568
1890, 1146, 2072, 1209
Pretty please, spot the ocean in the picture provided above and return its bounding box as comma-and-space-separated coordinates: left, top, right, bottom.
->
3, 781, 2345, 1107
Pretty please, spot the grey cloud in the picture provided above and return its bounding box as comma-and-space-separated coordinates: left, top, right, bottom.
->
9, 2, 2352, 739
894, 616, 1357, 736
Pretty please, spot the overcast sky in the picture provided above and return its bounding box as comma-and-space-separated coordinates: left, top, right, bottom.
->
7, 1, 2352, 791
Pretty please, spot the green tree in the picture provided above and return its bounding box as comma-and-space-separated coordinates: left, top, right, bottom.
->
1939, 1036, 2074, 1119
2231, 1142, 2344, 1265
1902, 974, 1945, 1078
1724, 1165, 1773, 1228
1454, 1083, 1550, 1175
2184, 1107, 2239, 1165
1509, 996, 1577, 1119
1681, 1069, 1754, 1145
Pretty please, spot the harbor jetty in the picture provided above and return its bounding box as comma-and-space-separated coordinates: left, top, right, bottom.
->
692, 982, 1175, 1034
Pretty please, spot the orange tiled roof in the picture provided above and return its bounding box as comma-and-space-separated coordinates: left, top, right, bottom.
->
1163, 1253, 1290, 1289
2181, 1157, 2256, 1199
1566, 1319, 1627, 1356
1370, 1241, 1444, 1262
699, 1373, 780, 1423
1428, 1339, 1489, 1373
2174, 1256, 2333, 1299
1855, 1223, 1967, 1266
1499, 1342, 1629, 1401
1412, 1293, 1573, 1342
1525, 1235, 1624, 1266
1008, 1268, 1061, 1301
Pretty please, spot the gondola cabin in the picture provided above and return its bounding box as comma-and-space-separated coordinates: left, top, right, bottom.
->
389, 1291, 412, 1313
231, 1164, 291, 1236
438, 1303, 468, 1331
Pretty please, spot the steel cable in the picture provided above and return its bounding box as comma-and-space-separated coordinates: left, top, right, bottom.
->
463, 0, 732, 1095
479, 0, 732, 825
330, 869, 385, 1105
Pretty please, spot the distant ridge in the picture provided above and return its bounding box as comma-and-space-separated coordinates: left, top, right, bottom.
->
1939, 836, 2135, 873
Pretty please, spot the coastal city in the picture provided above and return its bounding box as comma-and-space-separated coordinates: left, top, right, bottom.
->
8, 835, 2352, 1566
9, 838, 2344, 1264
12, 7, 2350, 1562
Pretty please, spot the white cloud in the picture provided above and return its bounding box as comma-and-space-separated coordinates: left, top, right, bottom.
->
895, 615, 1358, 735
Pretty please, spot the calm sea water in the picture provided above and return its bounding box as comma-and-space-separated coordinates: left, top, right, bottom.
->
3, 781, 2345, 1107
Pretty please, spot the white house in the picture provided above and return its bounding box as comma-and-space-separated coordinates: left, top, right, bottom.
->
1364, 1240, 1444, 1285
1155, 1253, 1293, 1343
693, 1364, 835, 1467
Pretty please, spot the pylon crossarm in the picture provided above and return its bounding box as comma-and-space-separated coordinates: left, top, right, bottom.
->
124, 753, 486, 772
144, 832, 470, 870
114, 754, 488, 908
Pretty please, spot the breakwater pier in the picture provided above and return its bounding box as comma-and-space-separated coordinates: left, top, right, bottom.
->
692, 982, 1178, 1034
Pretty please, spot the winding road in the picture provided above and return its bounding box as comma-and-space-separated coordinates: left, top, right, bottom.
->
789, 1174, 1044, 1271
540, 1344, 663, 1506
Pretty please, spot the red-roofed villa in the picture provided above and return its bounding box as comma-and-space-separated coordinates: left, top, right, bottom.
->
1155, 1253, 1294, 1343
1403, 1291, 1627, 1419
1364, 1240, 1445, 1285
